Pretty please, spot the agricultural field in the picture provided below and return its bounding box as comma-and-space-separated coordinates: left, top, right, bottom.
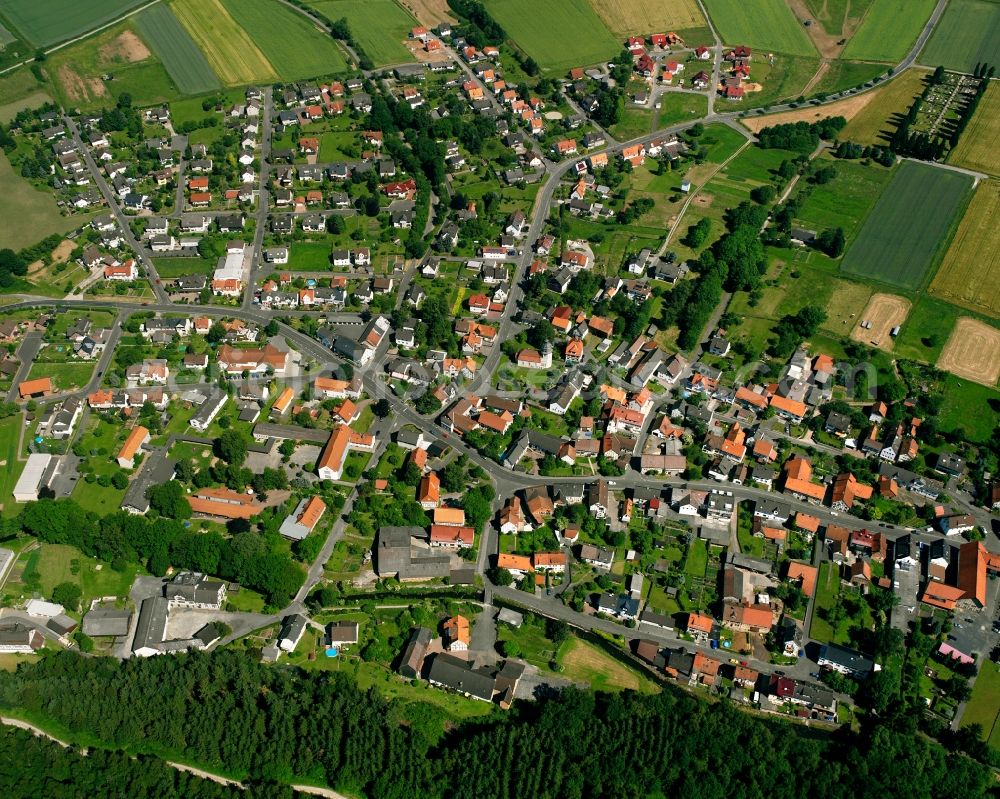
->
838, 68, 929, 144
0, 152, 82, 251
0, 68, 51, 123
792, 158, 894, 243
133, 4, 219, 95
485, 0, 620, 73
222, 0, 348, 81
801, 0, 874, 39
937, 317, 1000, 387
309, 0, 418, 66
893, 295, 959, 362
0, 0, 147, 47
840, 161, 972, 290
701, 0, 817, 57
841, 0, 937, 62
171, 0, 277, 85
931, 180, 1000, 316
920, 0, 1000, 74
948, 83, 1000, 176
588, 0, 709, 39
850, 293, 910, 351
399, 0, 454, 27
44, 22, 178, 109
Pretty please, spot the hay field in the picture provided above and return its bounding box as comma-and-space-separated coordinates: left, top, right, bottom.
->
937, 318, 1000, 386
851, 293, 910, 351
588, 0, 707, 38
841, 0, 937, 61
171, 0, 276, 85
948, 83, 1000, 177
839, 69, 928, 145
930, 180, 1000, 316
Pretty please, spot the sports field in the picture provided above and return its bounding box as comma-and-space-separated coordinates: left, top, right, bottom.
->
0, 0, 146, 47
930, 180, 1000, 316
920, 0, 1000, 74
839, 68, 929, 145
701, 0, 816, 56
222, 0, 347, 80
309, 0, 418, 66
588, 0, 708, 38
134, 4, 219, 95
841, 0, 937, 61
840, 161, 972, 289
485, 0, 620, 72
948, 83, 1000, 176
171, 0, 276, 85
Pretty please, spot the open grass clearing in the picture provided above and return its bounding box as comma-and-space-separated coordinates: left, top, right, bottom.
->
793, 158, 894, 241
171, 0, 276, 85
152, 256, 216, 278
840, 160, 972, 290
610, 106, 654, 140
962, 660, 1000, 747
133, 4, 219, 95
0, 152, 83, 251
656, 92, 709, 127
893, 294, 958, 362
222, 0, 347, 81
0, 414, 24, 517
739, 54, 822, 110
0, 0, 148, 47
8, 543, 137, 612
931, 179, 1000, 315
948, 83, 1000, 177
0, 68, 51, 122
938, 374, 1000, 443
308, 0, 418, 67
841, 0, 937, 61
558, 637, 659, 693
701, 0, 817, 56
485, 0, 620, 73
25, 360, 94, 391
920, 0, 1000, 74
587, 0, 708, 39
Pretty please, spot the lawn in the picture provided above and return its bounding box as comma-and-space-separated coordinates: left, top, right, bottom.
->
920, 0, 1000, 74
610, 107, 654, 140
71, 480, 126, 516
793, 158, 894, 242
840, 160, 972, 290
685, 538, 708, 577
134, 4, 220, 95
559, 638, 659, 693
26, 361, 95, 391
939, 375, 1000, 444
839, 68, 929, 145
11, 543, 138, 613
587, 0, 709, 39
221, 0, 347, 81
841, 0, 938, 61
318, 130, 357, 161
485, 0, 620, 73
741, 54, 822, 110
289, 242, 334, 270
961, 660, 1000, 748
152, 256, 216, 278
0, 68, 51, 123
656, 92, 709, 127
0, 413, 25, 517
701, 0, 817, 56
948, 83, 1000, 177
0, 152, 82, 251
0, 0, 147, 47
171, 0, 277, 85
930, 179, 1000, 316
309, 0, 418, 66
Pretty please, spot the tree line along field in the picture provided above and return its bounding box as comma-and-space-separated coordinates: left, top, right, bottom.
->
840, 160, 972, 289
839, 68, 929, 145
587, 0, 708, 39
948, 82, 1000, 176
930, 179, 1000, 317
171, 0, 276, 85
920, 0, 1000, 74
701, 0, 817, 57
222, 0, 348, 80
133, 4, 219, 95
309, 0, 419, 66
840, 0, 938, 61
0, 0, 147, 47
485, 0, 621, 73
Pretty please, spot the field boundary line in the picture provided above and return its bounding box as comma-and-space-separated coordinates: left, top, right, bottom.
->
0, 0, 163, 77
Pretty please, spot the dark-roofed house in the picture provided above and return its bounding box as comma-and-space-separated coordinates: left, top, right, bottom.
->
399, 626, 433, 678
82, 606, 133, 637
817, 643, 874, 678
427, 652, 496, 702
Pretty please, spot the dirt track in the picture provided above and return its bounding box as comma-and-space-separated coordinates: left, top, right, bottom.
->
851, 293, 910, 351
937, 317, 1000, 387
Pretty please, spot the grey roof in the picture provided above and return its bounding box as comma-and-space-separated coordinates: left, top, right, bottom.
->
132, 596, 169, 653
82, 606, 132, 637
818, 643, 874, 674
326, 620, 359, 644
427, 652, 495, 701
122, 451, 176, 515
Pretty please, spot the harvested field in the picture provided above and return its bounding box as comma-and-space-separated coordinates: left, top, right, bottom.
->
931, 179, 1000, 315
400, 0, 454, 27
741, 90, 877, 132
851, 293, 910, 351
839, 69, 928, 145
821, 279, 874, 336
134, 4, 220, 95
937, 318, 1000, 386
171, 0, 276, 85
588, 0, 707, 38
100, 30, 150, 63
948, 83, 1000, 176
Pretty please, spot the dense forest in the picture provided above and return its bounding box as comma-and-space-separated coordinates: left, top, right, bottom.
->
0, 650, 992, 799
0, 726, 299, 798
